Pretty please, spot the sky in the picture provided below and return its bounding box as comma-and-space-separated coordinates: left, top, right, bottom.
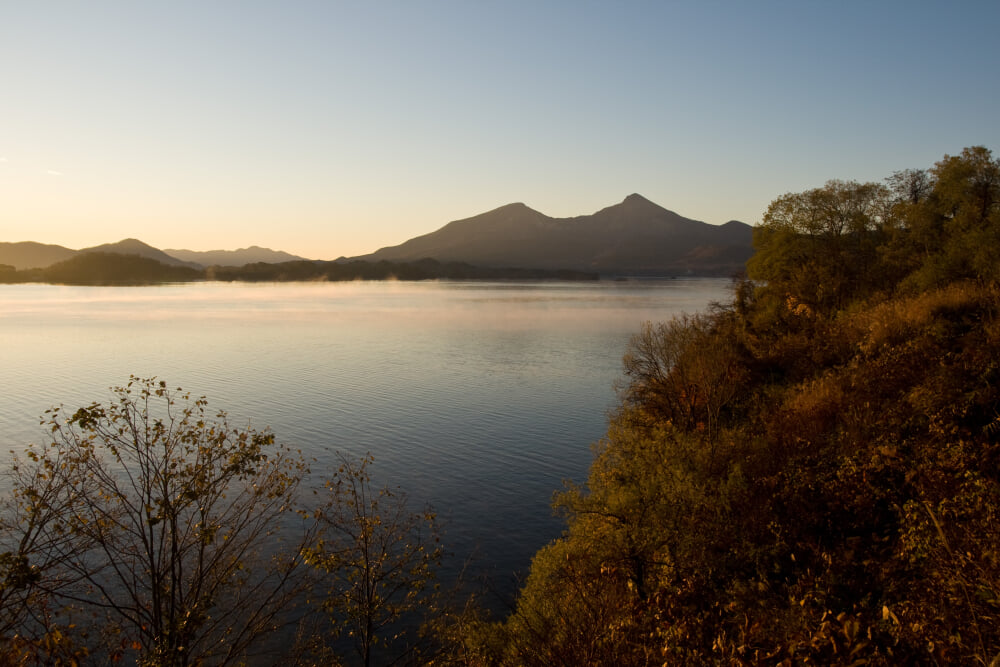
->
2, 1, 998, 260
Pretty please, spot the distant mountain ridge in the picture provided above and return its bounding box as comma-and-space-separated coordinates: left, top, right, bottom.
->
0, 240, 303, 270
164, 246, 308, 266
2, 195, 753, 276
0, 242, 78, 270
358, 194, 753, 276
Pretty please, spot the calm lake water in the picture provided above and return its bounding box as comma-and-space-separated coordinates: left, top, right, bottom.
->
0, 278, 730, 602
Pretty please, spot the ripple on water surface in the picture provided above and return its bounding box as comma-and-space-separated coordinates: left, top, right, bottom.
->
0, 279, 731, 596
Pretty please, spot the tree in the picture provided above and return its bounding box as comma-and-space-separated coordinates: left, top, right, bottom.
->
3, 377, 312, 666
0, 436, 93, 665
887, 168, 933, 206
621, 314, 747, 444
748, 179, 892, 312
304, 454, 442, 667
898, 146, 1000, 289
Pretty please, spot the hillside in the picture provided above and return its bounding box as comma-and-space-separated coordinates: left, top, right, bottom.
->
37, 252, 204, 284
360, 194, 753, 276
0, 241, 77, 270
81, 239, 202, 269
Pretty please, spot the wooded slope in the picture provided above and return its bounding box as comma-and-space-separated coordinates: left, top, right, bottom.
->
460, 147, 1000, 666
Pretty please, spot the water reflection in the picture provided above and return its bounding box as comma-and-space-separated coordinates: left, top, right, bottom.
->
0, 278, 731, 600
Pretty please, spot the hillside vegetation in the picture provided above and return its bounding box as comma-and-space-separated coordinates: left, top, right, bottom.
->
452, 147, 1000, 665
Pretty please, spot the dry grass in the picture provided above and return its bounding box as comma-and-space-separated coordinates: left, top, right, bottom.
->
852, 282, 998, 355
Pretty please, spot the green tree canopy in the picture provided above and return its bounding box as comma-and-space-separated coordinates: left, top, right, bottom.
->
747, 179, 892, 312
749, 146, 1000, 318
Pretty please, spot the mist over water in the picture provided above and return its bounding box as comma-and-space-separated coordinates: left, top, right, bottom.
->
0, 279, 730, 600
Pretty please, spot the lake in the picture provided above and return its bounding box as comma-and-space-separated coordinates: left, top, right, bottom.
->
0, 278, 730, 604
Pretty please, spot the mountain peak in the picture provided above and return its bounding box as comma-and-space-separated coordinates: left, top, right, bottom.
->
623, 193, 652, 205
618, 193, 665, 212
492, 202, 536, 214
589, 193, 669, 219
83, 238, 157, 253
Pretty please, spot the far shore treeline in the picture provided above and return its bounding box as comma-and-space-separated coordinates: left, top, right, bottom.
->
2, 146, 999, 665
0, 255, 598, 285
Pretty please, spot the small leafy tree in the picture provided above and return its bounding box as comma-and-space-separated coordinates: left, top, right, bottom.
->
305, 454, 442, 667
621, 315, 747, 444
3, 377, 312, 666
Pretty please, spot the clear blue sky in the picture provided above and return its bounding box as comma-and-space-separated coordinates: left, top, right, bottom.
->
2, 1, 997, 259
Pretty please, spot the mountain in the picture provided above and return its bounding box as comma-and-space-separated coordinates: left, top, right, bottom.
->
0, 241, 77, 270
80, 239, 202, 269
2, 196, 753, 276
359, 194, 753, 276
40, 252, 204, 285
163, 246, 308, 267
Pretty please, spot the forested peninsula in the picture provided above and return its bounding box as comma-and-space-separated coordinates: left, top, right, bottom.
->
2, 146, 998, 665
0, 255, 596, 285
